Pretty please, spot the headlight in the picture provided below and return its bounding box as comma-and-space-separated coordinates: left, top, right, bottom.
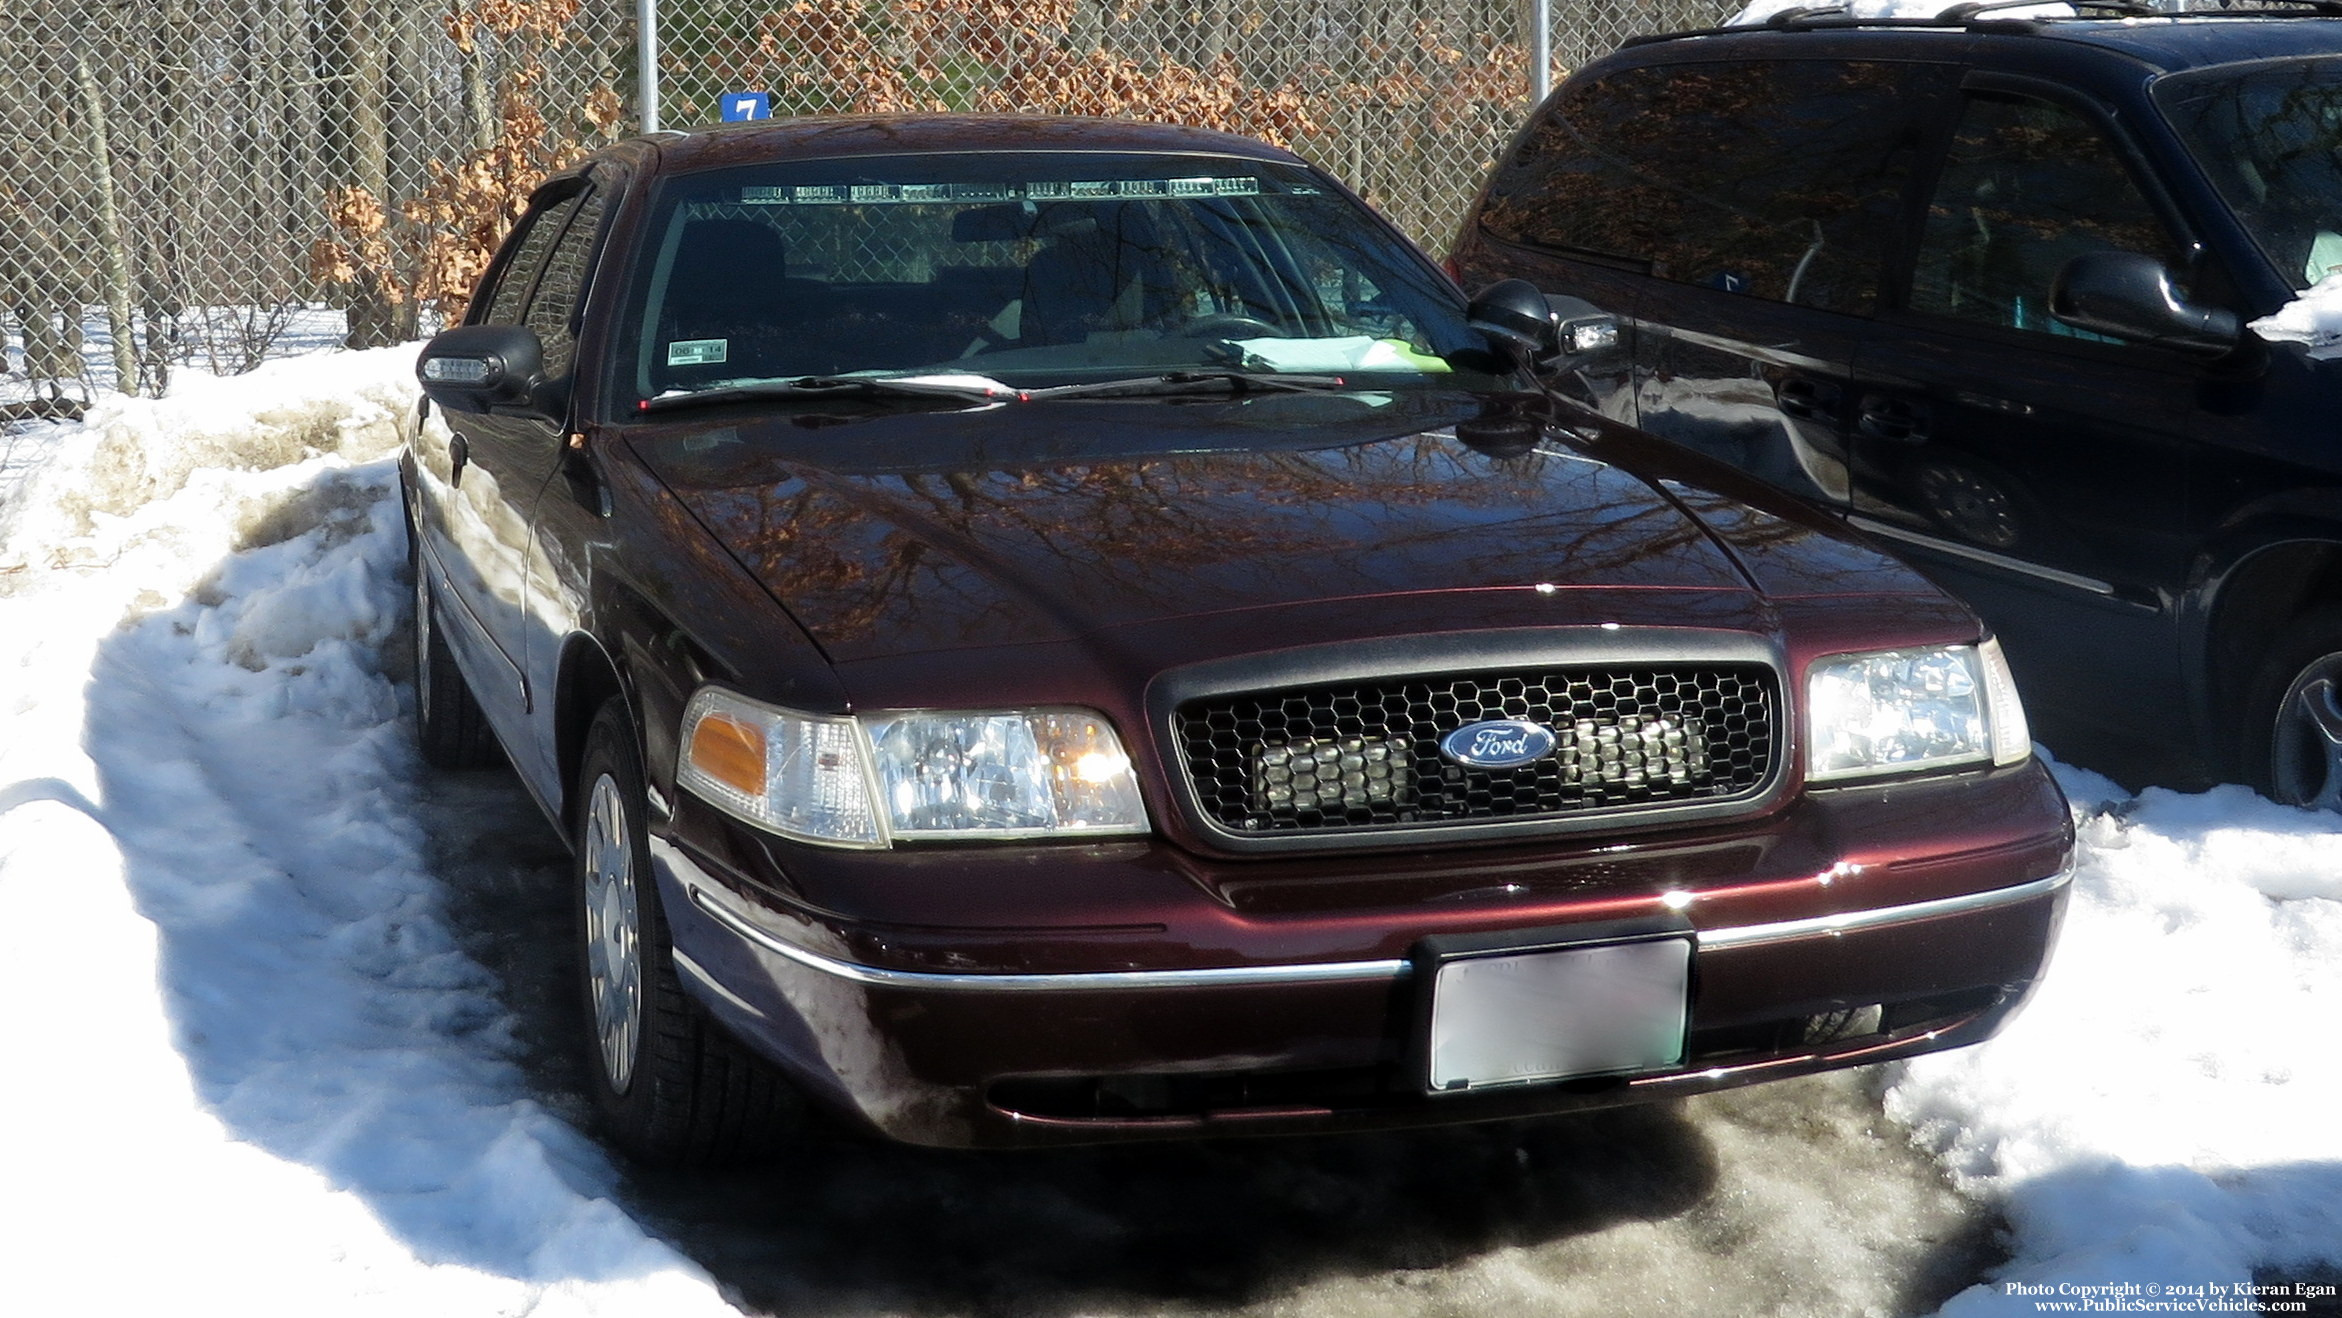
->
677, 690, 886, 847
677, 689, 1148, 846
1805, 639, 2030, 782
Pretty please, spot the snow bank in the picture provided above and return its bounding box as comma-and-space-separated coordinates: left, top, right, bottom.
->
0, 350, 732, 1316
1892, 764, 2342, 1311
1726, 0, 2073, 24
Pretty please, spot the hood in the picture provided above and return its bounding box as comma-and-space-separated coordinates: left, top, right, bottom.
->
630, 390, 1790, 664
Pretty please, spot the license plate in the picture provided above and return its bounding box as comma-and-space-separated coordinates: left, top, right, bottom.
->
1426, 937, 1691, 1092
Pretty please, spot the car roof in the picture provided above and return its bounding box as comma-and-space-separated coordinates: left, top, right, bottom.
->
631, 114, 1308, 178
1628, 11, 2342, 76
1997, 13, 2342, 71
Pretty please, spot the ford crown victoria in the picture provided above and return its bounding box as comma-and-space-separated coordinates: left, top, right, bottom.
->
404, 114, 2073, 1164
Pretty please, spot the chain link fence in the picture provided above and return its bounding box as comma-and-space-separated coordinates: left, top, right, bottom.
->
1, 0, 1734, 411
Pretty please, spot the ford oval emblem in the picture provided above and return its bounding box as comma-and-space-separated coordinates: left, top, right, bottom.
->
1439, 719, 1556, 770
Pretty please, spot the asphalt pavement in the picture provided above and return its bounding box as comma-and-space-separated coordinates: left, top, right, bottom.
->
418, 767, 2003, 1318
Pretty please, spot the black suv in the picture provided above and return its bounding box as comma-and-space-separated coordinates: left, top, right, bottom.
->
1452, 5, 2342, 806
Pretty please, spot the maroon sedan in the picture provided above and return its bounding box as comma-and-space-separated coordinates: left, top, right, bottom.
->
403, 114, 2072, 1165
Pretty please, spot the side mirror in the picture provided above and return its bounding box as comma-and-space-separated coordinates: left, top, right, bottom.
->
1467, 279, 1621, 369
1467, 279, 1561, 362
2050, 252, 2242, 357
416, 324, 554, 417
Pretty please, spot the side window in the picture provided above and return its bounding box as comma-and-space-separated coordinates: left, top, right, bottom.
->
522, 189, 610, 379
1479, 75, 1660, 261
1908, 94, 2186, 336
477, 190, 586, 327
1480, 60, 1952, 313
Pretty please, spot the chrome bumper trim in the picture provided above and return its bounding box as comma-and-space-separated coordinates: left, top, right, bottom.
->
1694, 867, 2073, 950
687, 884, 1411, 992
688, 866, 2071, 992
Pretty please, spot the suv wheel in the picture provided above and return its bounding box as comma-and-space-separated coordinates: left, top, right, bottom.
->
2249, 610, 2342, 811
410, 535, 499, 769
574, 699, 800, 1166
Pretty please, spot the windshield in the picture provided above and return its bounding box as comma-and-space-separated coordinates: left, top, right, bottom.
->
2160, 59, 2342, 291
614, 151, 1494, 405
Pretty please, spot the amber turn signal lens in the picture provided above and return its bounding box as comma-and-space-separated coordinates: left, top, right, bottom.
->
689, 711, 768, 797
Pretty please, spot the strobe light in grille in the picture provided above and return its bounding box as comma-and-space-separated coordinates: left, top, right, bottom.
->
1178, 666, 1777, 834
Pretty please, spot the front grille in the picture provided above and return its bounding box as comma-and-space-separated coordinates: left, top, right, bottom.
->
1176, 665, 1777, 835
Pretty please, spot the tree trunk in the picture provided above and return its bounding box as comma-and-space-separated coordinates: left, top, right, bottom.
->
324, 0, 414, 347
457, 1, 497, 152
74, 51, 142, 396
133, 0, 198, 395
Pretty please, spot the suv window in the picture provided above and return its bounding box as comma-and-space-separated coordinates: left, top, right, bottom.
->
1479, 59, 1951, 312
1908, 93, 2186, 336
2158, 58, 2342, 290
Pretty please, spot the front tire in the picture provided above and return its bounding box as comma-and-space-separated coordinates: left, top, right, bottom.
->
410, 541, 500, 769
574, 699, 799, 1166
2248, 609, 2342, 811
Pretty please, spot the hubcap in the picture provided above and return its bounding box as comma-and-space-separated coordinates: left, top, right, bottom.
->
582, 772, 644, 1093
2271, 659, 2342, 812
413, 569, 434, 717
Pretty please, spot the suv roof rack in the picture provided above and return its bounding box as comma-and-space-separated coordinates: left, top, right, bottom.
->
1622, 0, 2342, 49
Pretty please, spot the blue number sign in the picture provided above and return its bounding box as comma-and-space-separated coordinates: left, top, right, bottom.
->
721, 92, 771, 123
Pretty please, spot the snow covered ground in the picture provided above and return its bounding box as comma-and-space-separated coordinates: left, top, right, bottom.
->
1726, 1, 2075, 26
2252, 275, 2342, 348
3, 303, 353, 408
0, 351, 733, 1316
0, 350, 2336, 1314
1894, 774, 2342, 1310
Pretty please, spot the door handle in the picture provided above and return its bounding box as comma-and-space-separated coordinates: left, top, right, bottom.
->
449, 432, 469, 486
1857, 395, 1929, 443
1776, 377, 1838, 420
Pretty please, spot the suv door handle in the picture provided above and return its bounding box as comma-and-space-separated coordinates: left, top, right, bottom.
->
1857, 395, 1929, 443
449, 432, 470, 486
1776, 376, 1840, 420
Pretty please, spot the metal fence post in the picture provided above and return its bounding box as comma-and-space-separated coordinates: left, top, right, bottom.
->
1533, 0, 1552, 105
638, 0, 660, 133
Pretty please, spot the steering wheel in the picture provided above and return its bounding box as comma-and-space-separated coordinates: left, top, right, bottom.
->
1170, 314, 1282, 339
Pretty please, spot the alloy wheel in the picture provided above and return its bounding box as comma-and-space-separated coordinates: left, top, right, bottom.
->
2270, 659, 2342, 812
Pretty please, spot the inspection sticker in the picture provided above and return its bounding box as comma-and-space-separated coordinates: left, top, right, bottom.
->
736, 177, 1264, 206
667, 339, 728, 367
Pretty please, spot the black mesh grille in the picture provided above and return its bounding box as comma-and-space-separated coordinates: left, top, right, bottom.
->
1176, 665, 1777, 835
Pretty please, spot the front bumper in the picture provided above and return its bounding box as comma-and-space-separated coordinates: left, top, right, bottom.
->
651, 761, 2073, 1148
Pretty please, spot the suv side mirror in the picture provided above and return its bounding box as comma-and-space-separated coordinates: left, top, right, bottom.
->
2050, 251, 2242, 358
1466, 279, 1621, 368
417, 324, 555, 417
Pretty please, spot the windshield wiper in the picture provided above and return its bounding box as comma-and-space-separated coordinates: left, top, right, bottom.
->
1022, 371, 1355, 402
639, 369, 1363, 414
640, 372, 1020, 413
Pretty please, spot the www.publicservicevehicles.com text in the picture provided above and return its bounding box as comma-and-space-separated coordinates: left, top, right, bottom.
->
2004, 1281, 2332, 1313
